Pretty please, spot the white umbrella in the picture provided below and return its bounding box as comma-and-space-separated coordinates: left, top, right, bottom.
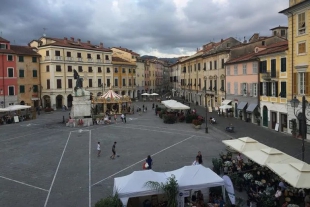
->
5, 105, 31, 111
150, 93, 159, 96
141, 93, 150, 96
219, 105, 232, 110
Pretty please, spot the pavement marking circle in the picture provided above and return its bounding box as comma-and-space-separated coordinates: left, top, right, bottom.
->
0, 175, 48, 192
91, 135, 195, 186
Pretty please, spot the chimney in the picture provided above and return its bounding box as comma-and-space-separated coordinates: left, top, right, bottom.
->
70, 37, 74, 41
87, 40, 91, 44
64, 37, 68, 43
100, 42, 103, 48
78, 39, 81, 44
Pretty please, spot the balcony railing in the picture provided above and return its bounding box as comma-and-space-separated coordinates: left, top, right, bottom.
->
45, 56, 51, 61
262, 72, 271, 81
66, 57, 74, 61
87, 58, 93, 62
105, 60, 111, 64
77, 58, 83, 62
55, 56, 62, 61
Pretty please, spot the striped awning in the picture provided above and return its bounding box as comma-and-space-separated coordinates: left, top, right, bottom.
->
100, 90, 122, 99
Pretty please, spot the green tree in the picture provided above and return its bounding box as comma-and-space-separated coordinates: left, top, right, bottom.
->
145, 175, 179, 207
94, 192, 123, 207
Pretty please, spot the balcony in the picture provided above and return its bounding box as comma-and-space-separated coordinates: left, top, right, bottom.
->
96, 59, 102, 63
105, 60, 111, 64
66, 57, 74, 61
262, 72, 271, 81
55, 56, 62, 61
45, 56, 51, 61
87, 58, 93, 62
77, 58, 83, 62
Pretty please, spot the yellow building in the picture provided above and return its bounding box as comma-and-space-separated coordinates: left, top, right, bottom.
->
111, 47, 140, 62
29, 37, 113, 109
280, 0, 310, 138
135, 59, 145, 99
112, 56, 137, 98
11, 45, 41, 107
257, 41, 288, 132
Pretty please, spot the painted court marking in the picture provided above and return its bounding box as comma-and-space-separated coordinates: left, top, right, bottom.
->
0, 175, 48, 192
91, 135, 195, 186
88, 130, 92, 207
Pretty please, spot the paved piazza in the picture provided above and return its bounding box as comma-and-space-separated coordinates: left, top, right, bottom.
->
1, 102, 310, 207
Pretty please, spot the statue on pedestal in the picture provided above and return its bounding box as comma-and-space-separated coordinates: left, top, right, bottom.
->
74, 69, 83, 91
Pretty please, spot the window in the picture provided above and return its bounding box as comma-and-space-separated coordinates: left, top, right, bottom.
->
55, 50, 60, 56
68, 66, 72, 72
66, 51, 71, 57
57, 79, 62, 89
203, 63, 206, 70
78, 66, 83, 72
107, 68, 110, 73
242, 83, 247, 95
7, 55, 13, 61
134, 79, 136, 86
227, 43, 231, 48
32, 57, 37, 62
271, 59, 277, 77
88, 79, 93, 87
259, 61, 267, 73
8, 68, 14, 77
97, 54, 100, 60
98, 79, 102, 87
221, 59, 224, 69
114, 78, 118, 87
0, 43, 7, 49
263, 82, 267, 95
8, 86, 14, 96
47, 79, 50, 89
209, 62, 212, 70
88, 67, 93, 72
68, 79, 73, 88
20, 85, 25, 93
129, 69, 131, 73
226, 66, 230, 75
105, 55, 109, 60
19, 69, 24, 78
107, 79, 111, 87
253, 83, 258, 97
122, 68, 126, 73
133, 69, 136, 73
209, 80, 212, 90
281, 58, 286, 72
198, 63, 201, 70
129, 79, 132, 86
299, 72, 305, 94
123, 79, 126, 86
214, 61, 217, 70
87, 53, 91, 59
46, 65, 50, 72
298, 12, 306, 35
262, 41, 265, 46
242, 64, 247, 74
234, 82, 238, 95
114, 68, 118, 73
33, 85, 38, 93
214, 80, 217, 90
77, 53, 82, 58
33, 70, 38, 77
280, 82, 286, 98
227, 82, 231, 94
194, 64, 196, 71
46, 51, 49, 56
273, 31, 277, 36
56, 65, 61, 72
271, 82, 276, 97
18, 56, 24, 62
98, 67, 102, 73
253, 62, 258, 74
298, 42, 306, 54
234, 65, 238, 75
221, 80, 224, 91
281, 29, 286, 36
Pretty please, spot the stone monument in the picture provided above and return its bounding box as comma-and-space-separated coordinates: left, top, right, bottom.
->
68, 70, 93, 127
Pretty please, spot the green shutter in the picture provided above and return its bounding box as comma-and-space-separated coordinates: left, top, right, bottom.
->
33, 70, 37, 77
20, 85, 25, 93
281, 58, 286, 72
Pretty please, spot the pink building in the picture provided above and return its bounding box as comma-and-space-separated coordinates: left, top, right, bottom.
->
225, 52, 259, 123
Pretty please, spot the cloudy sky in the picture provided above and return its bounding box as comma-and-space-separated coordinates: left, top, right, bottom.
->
0, 0, 288, 57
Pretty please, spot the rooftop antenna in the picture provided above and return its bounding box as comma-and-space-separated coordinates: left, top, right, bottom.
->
43, 28, 47, 37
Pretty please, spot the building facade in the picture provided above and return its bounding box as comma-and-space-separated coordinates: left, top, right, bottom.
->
280, 0, 310, 139
135, 59, 145, 99
10, 45, 41, 107
0, 37, 18, 107
111, 47, 140, 63
29, 37, 113, 109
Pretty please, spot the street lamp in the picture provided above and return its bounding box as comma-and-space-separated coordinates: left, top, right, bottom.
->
290, 95, 308, 161
204, 86, 208, 133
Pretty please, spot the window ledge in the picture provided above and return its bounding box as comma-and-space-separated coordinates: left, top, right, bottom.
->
297, 53, 307, 56
296, 33, 307, 38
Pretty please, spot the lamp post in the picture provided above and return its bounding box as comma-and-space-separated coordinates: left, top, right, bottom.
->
205, 86, 208, 133
290, 95, 308, 161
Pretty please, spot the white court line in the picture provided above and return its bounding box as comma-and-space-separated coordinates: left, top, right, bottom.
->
0, 175, 48, 192
91, 135, 195, 186
88, 130, 92, 207
44, 131, 72, 207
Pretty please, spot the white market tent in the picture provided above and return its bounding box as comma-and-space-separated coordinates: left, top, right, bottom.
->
219, 105, 232, 110
242, 148, 300, 166
113, 165, 225, 206
222, 137, 268, 153
267, 162, 310, 188
166, 102, 190, 110
161, 100, 177, 107
0, 105, 31, 112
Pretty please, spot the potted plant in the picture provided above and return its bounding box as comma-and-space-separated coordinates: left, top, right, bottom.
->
192, 119, 202, 129
291, 119, 298, 138
212, 158, 222, 175
163, 114, 176, 124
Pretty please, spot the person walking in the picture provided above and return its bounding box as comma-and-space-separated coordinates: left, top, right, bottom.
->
146, 155, 153, 169
110, 142, 117, 159
197, 151, 203, 164
142, 105, 145, 111
121, 113, 124, 122
114, 114, 117, 124
97, 142, 101, 157
124, 114, 126, 123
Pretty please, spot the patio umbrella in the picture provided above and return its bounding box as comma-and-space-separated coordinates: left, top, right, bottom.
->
150, 93, 159, 96
267, 162, 310, 188
5, 105, 31, 111
166, 102, 190, 110
242, 148, 300, 166
222, 137, 268, 153
219, 105, 232, 110
141, 93, 150, 96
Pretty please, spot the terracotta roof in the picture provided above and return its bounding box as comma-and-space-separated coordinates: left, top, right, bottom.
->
38, 37, 112, 52
112, 56, 131, 63
10, 45, 41, 56
0, 37, 9, 43
226, 41, 288, 64
112, 47, 140, 56
0, 49, 15, 54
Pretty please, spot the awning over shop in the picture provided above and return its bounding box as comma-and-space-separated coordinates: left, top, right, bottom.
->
222, 100, 232, 105
237, 102, 247, 110
246, 103, 258, 113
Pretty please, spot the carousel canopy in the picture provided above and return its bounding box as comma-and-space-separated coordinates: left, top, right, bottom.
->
100, 90, 122, 99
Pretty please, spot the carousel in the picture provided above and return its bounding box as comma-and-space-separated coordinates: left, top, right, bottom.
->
92, 89, 132, 115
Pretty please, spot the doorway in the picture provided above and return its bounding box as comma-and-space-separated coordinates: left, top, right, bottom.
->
67, 94, 73, 108
56, 95, 63, 109
271, 111, 277, 129
263, 106, 268, 127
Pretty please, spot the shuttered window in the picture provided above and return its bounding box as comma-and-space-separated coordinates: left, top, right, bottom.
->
271, 59, 276, 77
281, 58, 286, 72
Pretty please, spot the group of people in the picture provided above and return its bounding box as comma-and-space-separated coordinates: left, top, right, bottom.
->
93, 112, 127, 125
97, 141, 117, 159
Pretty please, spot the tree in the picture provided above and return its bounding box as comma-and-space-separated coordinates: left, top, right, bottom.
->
94, 192, 123, 207
145, 175, 179, 207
